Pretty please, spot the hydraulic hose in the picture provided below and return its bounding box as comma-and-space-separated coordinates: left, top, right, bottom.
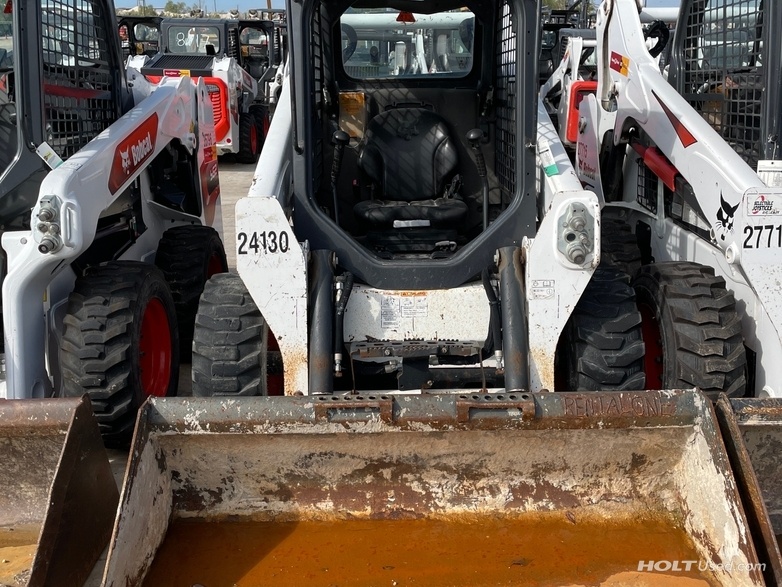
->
333, 272, 354, 377
481, 268, 502, 359
309, 250, 334, 393
498, 246, 529, 392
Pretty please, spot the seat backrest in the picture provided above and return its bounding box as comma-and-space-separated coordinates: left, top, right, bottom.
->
358, 108, 458, 202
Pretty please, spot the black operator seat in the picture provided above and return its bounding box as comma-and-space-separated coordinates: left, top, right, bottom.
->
354, 108, 468, 229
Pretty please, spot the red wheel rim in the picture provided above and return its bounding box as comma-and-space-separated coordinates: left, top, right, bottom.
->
262, 113, 271, 137
639, 302, 664, 390
139, 297, 172, 397
207, 252, 224, 277
250, 123, 258, 154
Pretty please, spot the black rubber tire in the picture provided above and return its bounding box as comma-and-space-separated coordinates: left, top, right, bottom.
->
155, 225, 228, 360
633, 262, 747, 398
192, 272, 268, 396
600, 208, 642, 277
60, 261, 179, 445
236, 112, 260, 164
258, 107, 271, 139
556, 266, 646, 391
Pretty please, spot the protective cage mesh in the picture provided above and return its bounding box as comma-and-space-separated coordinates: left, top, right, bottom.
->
682, 0, 763, 168
495, 0, 517, 202
42, 0, 117, 159
636, 158, 658, 214
310, 3, 329, 195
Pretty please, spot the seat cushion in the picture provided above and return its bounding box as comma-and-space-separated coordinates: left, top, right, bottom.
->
358, 108, 458, 202
354, 197, 468, 228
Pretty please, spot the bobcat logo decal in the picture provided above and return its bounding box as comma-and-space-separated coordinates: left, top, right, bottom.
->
715, 194, 739, 241
109, 114, 159, 195
120, 149, 131, 174
397, 121, 419, 141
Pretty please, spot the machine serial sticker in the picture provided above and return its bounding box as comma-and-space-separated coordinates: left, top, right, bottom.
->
400, 295, 428, 318
530, 280, 555, 300
381, 297, 401, 329
609, 51, 629, 76
380, 294, 428, 329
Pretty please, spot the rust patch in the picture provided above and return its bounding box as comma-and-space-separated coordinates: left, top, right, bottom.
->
531, 346, 554, 391
283, 348, 308, 396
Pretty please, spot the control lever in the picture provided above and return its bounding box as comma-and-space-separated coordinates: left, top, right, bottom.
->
330, 129, 350, 225
467, 128, 489, 231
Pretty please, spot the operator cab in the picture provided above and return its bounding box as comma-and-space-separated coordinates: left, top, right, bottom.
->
294, 0, 536, 270
117, 16, 162, 59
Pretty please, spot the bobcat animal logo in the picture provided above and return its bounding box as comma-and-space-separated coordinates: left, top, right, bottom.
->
120, 148, 131, 174
397, 121, 419, 140
715, 194, 739, 241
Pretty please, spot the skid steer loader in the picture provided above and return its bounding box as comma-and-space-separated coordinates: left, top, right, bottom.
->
137, 17, 271, 163
536, 0, 782, 402
98, 0, 777, 584
539, 0, 782, 578
0, 0, 227, 443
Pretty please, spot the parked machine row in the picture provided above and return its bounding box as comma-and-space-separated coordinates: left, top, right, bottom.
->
1, 0, 782, 585
118, 13, 288, 162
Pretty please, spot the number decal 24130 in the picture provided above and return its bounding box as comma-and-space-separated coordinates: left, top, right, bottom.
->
237, 230, 290, 254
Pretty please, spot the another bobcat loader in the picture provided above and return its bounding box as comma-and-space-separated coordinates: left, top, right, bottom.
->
0, 0, 227, 441
137, 17, 276, 163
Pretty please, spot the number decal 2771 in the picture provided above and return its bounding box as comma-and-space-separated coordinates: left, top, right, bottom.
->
237, 230, 290, 254
743, 225, 782, 249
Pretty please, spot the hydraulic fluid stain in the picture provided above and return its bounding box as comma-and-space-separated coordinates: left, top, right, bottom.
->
0, 525, 39, 586
142, 514, 718, 586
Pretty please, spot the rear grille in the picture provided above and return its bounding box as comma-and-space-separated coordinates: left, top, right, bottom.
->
145, 54, 214, 69
209, 90, 223, 123
206, 82, 227, 140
